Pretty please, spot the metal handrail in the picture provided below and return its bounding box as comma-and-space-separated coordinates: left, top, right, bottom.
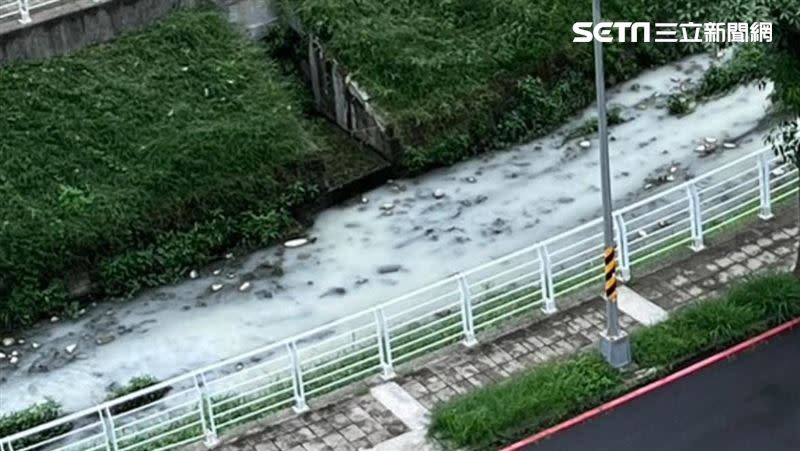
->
2, 145, 790, 451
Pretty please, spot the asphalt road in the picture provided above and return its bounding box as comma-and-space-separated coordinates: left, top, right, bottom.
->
526, 328, 800, 451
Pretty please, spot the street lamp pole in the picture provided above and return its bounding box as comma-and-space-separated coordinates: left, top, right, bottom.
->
592, 0, 631, 368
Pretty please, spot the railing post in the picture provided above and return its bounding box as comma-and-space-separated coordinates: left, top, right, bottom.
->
457, 274, 478, 347
194, 374, 219, 447
758, 152, 774, 220
287, 341, 309, 413
17, 0, 30, 24
537, 245, 557, 314
613, 213, 631, 282
99, 408, 119, 451
373, 308, 395, 380
687, 183, 705, 252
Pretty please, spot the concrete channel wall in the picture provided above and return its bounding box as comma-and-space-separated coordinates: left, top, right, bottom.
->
0, 0, 277, 65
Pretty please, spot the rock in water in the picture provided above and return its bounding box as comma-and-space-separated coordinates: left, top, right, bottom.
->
0, 352, 5, 359
239, 282, 251, 292
211, 284, 224, 292
65, 344, 77, 354
723, 142, 737, 149
189, 270, 199, 279
579, 140, 591, 149
284, 238, 309, 248
1, 337, 14, 347
9, 356, 18, 365
433, 189, 445, 199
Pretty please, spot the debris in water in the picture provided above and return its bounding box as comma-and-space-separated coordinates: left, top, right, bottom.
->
226, 273, 236, 280
704, 137, 718, 145
378, 264, 403, 274
0, 352, 5, 359
225, 253, 234, 260
213, 269, 222, 276
361, 196, 369, 204
466, 176, 477, 184
380, 203, 395, 211
239, 282, 251, 292
284, 238, 310, 248
95, 336, 115, 346
65, 344, 77, 354
1, 337, 14, 347
236, 363, 244, 371
31, 342, 40, 349
9, 356, 18, 365
658, 220, 671, 229
723, 142, 737, 149
433, 189, 446, 199
211, 283, 223, 292
50, 316, 59, 323
579, 140, 591, 149
771, 167, 786, 177
321, 287, 347, 297
695, 145, 707, 153
189, 270, 199, 279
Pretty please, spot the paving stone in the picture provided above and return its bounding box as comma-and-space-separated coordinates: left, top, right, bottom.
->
339, 424, 366, 442
255, 443, 280, 451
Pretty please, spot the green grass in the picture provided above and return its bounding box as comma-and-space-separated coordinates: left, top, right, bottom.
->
106, 376, 171, 415
429, 274, 800, 449
0, 9, 331, 331
280, 0, 690, 172
429, 353, 622, 449
0, 400, 72, 448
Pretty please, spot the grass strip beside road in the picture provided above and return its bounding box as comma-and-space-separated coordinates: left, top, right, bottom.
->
429, 273, 800, 450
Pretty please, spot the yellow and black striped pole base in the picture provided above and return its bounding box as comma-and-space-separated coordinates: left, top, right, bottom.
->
604, 246, 618, 303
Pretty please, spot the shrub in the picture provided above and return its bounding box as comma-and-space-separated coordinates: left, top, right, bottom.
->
0, 400, 71, 446
106, 376, 172, 415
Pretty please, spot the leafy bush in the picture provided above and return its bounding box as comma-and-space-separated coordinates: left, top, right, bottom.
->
0, 10, 326, 331
667, 95, 692, 116
106, 376, 172, 415
696, 45, 768, 99
0, 400, 71, 446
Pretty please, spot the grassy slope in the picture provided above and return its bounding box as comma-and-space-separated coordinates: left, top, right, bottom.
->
0, 10, 329, 329
280, 0, 689, 171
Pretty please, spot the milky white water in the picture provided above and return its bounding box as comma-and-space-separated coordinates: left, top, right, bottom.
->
0, 52, 776, 414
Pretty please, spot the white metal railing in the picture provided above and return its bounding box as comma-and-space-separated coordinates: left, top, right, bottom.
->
0, 0, 91, 24
1, 146, 796, 451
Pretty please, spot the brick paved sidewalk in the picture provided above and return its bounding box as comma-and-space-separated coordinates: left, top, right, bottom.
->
206, 209, 798, 451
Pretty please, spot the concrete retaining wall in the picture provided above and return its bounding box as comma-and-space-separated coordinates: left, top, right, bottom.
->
0, 0, 277, 65
303, 36, 402, 163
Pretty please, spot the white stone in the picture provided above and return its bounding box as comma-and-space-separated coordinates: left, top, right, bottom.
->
579, 140, 592, 149
211, 284, 224, 292
65, 344, 77, 354
9, 356, 18, 365
361, 196, 369, 204
50, 316, 59, 323
617, 286, 668, 326
31, 342, 40, 350
695, 145, 707, 153
225, 253, 234, 260
370, 382, 429, 431
213, 269, 222, 276
1, 337, 14, 347
11, 350, 18, 357
17, 338, 25, 345
0, 352, 5, 359
239, 282, 251, 292
723, 142, 737, 149
704, 137, 718, 144
433, 189, 445, 199
189, 270, 199, 279
670, 166, 678, 173
284, 238, 309, 248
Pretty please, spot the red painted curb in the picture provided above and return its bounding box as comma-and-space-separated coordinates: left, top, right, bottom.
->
499, 317, 800, 451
